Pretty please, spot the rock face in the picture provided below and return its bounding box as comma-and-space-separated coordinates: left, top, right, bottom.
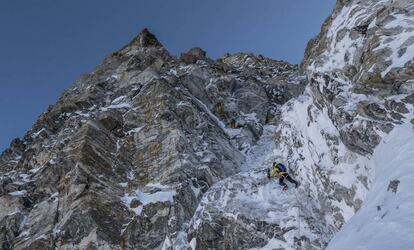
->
276, 0, 414, 248
1, 0, 413, 249
0, 29, 305, 249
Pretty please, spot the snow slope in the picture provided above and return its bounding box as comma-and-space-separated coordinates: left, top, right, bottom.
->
327, 122, 414, 250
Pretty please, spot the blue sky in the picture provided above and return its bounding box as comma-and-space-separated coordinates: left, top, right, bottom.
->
0, 0, 335, 151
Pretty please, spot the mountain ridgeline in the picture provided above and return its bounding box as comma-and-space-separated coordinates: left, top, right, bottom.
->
1, 0, 413, 249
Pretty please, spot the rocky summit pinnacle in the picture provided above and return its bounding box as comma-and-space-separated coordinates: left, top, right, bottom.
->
1, 0, 414, 249
129, 28, 163, 48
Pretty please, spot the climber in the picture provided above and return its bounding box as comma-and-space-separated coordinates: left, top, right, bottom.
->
267, 162, 299, 191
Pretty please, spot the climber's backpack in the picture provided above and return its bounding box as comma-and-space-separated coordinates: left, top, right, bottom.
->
276, 163, 287, 172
